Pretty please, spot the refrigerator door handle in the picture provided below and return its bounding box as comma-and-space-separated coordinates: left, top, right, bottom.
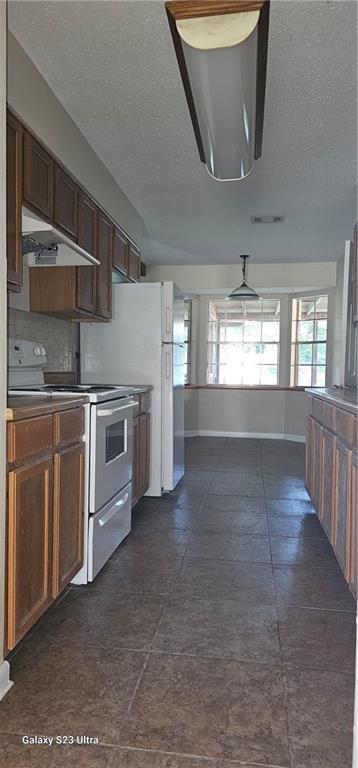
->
165, 307, 171, 335
165, 350, 171, 379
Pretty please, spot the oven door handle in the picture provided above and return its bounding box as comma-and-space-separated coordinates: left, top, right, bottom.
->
97, 400, 137, 417
98, 493, 130, 526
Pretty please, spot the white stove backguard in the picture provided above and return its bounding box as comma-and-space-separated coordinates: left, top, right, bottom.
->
8, 338, 47, 388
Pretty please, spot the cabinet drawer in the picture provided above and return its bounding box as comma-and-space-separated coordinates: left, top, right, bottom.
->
312, 398, 322, 421
139, 391, 151, 413
8, 415, 53, 464
54, 407, 85, 447
334, 407, 353, 444
321, 402, 334, 430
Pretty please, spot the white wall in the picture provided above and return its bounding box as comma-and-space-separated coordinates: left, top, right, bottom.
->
146, 261, 337, 294
0, 2, 13, 700
7, 33, 145, 248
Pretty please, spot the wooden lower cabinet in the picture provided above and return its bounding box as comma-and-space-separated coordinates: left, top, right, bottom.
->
139, 412, 150, 498
7, 457, 53, 649
306, 395, 357, 599
333, 440, 353, 578
6, 405, 85, 651
52, 443, 84, 598
319, 427, 336, 539
349, 452, 358, 598
131, 396, 151, 508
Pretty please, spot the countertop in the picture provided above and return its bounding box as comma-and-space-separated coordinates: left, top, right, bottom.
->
6, 395, 89, 422
306, 388, 358, 415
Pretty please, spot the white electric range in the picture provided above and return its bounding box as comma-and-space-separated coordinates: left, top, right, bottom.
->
8, 338, 139, 582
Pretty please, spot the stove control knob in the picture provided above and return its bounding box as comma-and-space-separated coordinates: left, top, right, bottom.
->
33, 347, 41, 356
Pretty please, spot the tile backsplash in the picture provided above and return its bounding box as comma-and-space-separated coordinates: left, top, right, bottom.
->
8, 308, 77, 373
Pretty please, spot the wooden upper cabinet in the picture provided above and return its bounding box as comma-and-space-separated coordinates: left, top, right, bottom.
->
7, 112, 23, 292
54, 164, 78, 239
52, 442, 84, 597
128, 244, 141, 282
7, 457, 53, 649
77, 192, 98, 314
23, 131, 54, 220
113, 225, 128, 276
96, 210, 112, 319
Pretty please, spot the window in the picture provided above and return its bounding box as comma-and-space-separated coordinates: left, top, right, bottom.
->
183, 299, 192, 385
207, 299, 280, 385
290, 295, 328, 386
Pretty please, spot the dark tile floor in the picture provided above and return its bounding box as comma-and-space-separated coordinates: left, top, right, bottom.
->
0, 437, 356, 768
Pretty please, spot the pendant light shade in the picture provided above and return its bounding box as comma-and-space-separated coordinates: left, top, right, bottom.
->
226, 255, 260, 301
166, 1, 270, 182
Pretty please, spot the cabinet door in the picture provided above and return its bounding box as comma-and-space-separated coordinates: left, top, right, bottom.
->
96, 211, 112, 318
113, 226, 128, 276
305, 415, 314, 498
333, 439, 353, 578
7, 112, 23, 291
77, 192, 98, 314
23, 131, 54, 220
131, 416, 139, 508
128, 244, 141, 282
7, 457, 53, 649
349, 452, 357, 599
53, 443, 84, 597
139, 412, 150, 498
54, 164, 78, 239
319, 427, 336, 539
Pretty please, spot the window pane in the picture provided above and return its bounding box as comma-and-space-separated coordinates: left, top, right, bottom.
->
241, 365, 260, 386
244, 321, 261, 342
316, 319, 327, 341
297, 366, 312, 386
297, 321, 314, 341
207, 364, 219, 384
207, 299, 280, 387
298, 344, 313, 364
314, 366, 326, 386
262, 322, 279, 342
260, 365, 278, 385
207, 343, 219, 366
314, 343, 326, 365
225, 324, 244, 342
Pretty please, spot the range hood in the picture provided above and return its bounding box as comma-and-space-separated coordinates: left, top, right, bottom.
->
22, 206, 100, 267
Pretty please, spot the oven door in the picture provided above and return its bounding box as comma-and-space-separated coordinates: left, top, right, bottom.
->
90, 397, 135, 514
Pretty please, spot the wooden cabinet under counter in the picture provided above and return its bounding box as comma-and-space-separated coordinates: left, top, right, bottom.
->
306, 389, 357, 598
132, 391, 151, 508
5, 398, 86, 652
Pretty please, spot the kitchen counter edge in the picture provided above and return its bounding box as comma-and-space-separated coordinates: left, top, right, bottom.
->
6, 395, 90, 422
306, 387, 358, 415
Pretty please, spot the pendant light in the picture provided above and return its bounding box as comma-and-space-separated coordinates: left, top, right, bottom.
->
226, 255, 259, 301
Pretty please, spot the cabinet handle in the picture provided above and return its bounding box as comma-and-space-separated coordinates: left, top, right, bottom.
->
97, 400, 137, 417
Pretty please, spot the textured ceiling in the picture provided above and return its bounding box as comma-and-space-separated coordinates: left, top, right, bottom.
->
8, 0, 357, 264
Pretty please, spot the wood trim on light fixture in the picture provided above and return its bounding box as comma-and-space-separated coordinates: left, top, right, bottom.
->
165, 0, 270, 165
166, 1, 265, 21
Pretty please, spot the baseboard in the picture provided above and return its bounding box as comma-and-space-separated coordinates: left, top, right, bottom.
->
0, 660, 13, 701
185, 429, 305, 443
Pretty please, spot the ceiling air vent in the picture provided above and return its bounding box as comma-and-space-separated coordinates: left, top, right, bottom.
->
251, 215, 285, 224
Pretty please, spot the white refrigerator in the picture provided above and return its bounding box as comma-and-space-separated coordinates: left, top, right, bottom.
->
80, 281, 185, 496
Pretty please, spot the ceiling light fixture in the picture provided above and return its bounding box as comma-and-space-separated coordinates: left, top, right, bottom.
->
226, 254, 260, 300
165, 1, 270, 181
